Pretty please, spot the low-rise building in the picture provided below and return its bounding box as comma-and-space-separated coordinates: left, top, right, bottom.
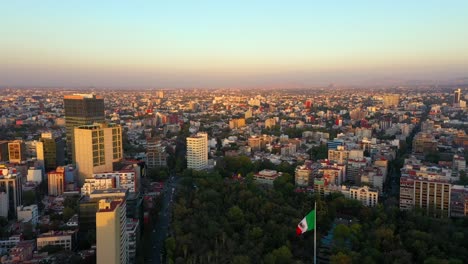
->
0, 235, 22, 254
7, 240, 35, 263
66, 214, 79, 227
347, 186, 379, 207
17, 205, 39, 226
81, 170, 138, 195
450, 185, 468, 218
254, 170, 281, 186
36, 230, 78, 251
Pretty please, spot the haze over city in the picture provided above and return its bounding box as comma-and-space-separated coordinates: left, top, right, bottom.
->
0, 1, 468, 264
2, 1, 468, 88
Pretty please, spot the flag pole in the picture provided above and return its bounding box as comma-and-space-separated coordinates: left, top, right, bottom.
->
314, 201, 317, 264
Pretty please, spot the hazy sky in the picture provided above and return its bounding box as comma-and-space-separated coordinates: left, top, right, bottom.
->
1, 1, 468, 88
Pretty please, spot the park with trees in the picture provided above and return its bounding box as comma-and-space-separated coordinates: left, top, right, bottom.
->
165, 156, 468, 264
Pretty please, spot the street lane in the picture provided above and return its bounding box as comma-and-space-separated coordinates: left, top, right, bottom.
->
148, 176, 177, 264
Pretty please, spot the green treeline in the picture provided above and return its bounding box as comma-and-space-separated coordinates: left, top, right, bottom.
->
166, 165, 468, 264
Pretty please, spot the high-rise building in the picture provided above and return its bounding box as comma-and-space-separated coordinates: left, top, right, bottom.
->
74, 123, 122, 184
146, 140, 167, 168
0, 141, 9, 162
36, 133, 65, 171
187, 132, 208, 171
0, 166, 22, 219
382, 94, 399, 107
96, 198, 128, 264
64, 94, 105, 162
454, 88, 462, 105
78, 189, 128, 246
8, 140, 25, 163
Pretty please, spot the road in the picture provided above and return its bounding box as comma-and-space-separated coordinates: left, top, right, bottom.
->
147, 176, 178, 264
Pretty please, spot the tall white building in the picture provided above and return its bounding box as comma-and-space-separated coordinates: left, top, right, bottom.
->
187, 132, 208, 170
96, 198, 128, 264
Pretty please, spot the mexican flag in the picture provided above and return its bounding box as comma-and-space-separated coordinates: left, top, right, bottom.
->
296, 209, 315, 236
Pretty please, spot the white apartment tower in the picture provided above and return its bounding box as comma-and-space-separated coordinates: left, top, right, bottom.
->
96, 198, 128, 264
187, 132, 208, 170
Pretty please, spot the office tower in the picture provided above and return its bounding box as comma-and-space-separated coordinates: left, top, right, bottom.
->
146, 140, 167, 168
96, 198, 128, 264
8, 140, 25, 163
454, 88, 462, 105
0, 166, 22, 219
0, 141, 8, 162
187, 132, 208, 170
382, 94, 399, 107
64, 94, 105, 162
36, 133, 65, 171
74, 123, 122, 184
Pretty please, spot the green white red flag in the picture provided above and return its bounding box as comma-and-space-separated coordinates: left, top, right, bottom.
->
296, 209, 316, 236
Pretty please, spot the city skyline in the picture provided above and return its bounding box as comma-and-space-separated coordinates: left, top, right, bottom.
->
2, 1, 468, 88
